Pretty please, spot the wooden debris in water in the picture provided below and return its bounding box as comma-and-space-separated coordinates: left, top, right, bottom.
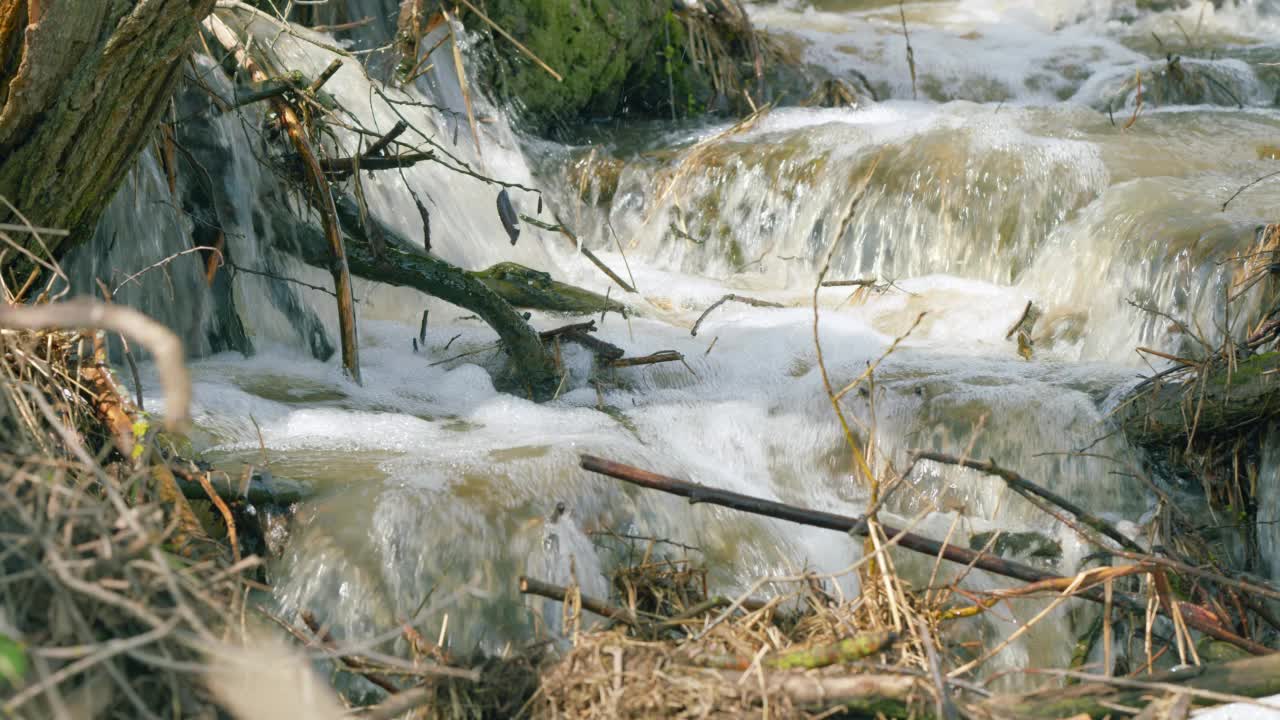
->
579, 454, 1273, 656
521, 576, 640, 627
1005, 300, 1041, 360
608, 350, 685, 368
691, 293, 784, 336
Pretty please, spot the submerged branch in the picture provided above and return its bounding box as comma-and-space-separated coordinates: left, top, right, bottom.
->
172, 467, 315, 505
913, 451, 1145, 554
281, 196, 560, 399
608, 350, 684, 368
690, 294, 783, 336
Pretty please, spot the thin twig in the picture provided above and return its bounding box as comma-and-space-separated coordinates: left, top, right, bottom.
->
690, 294, 783, 336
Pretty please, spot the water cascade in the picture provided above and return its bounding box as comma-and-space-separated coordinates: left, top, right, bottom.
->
72, 0, 1280, 686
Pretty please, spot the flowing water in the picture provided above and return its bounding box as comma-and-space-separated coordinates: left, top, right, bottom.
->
73, 0, 1280, 687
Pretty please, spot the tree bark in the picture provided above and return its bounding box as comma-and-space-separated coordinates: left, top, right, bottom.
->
0, 0, 216, 279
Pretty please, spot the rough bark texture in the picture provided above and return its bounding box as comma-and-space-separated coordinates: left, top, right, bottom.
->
0, 0, 215, 276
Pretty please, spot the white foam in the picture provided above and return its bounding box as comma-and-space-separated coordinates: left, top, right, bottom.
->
110, 0, 1280, 680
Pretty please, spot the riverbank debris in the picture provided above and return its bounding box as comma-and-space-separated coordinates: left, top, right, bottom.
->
691, 293, 785, 336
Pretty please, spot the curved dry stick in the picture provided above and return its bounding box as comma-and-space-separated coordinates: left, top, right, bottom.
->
690, 293, 783, 336
113, 246, 222, 296
0, 299, 191, 429
204, 14, 362, 385
813, 157, 880, 490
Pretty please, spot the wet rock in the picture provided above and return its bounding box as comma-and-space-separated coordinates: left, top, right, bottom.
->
969, 530, 1063, 562
566, 149, 626, 205
469, 0, 811, 134
1091, 56, 1252, 111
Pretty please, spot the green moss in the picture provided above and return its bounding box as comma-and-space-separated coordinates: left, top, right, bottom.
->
472, 0, 666, 132
1216, 352, 1280, 388
470, 1, 787, 132
469, 261, 626, 315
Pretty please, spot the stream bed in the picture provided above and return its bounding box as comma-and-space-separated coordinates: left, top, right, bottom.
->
79, 0, 1280, 688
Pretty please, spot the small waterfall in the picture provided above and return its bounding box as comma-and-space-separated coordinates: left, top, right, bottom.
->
66, 148, 218, 358
70, 0, 1280, 685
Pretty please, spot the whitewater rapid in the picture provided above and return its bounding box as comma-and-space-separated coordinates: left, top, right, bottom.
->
76, 0, 1280, 686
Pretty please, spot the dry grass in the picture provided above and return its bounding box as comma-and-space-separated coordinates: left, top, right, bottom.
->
533, 518, 962, 719
0, 323, 246, 718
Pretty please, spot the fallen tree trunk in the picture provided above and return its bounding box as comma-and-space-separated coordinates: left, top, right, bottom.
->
0, 0, 216, 277
1118, 352, 1280, 447
280, 195, 561, 400
320, 193, 624, 316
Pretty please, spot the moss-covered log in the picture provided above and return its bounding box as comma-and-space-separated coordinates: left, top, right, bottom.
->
0, 0, 215, 278
282, 196, 560, 400
981, 652, 1280, 719
468, 261, 625, 316
1118, 352, 1280, 447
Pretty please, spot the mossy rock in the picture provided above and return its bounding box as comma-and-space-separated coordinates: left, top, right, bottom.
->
1094, 57, 1250, 111
469, 0, 666, 133
469, 1, 806, 133
969, 530, 1062, 561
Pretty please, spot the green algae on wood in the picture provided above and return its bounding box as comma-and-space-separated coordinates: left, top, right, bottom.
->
1119, 352, 1280, 447
765, 631, 898, 671
469, 262, 626, 315
283, 196, 561, 401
